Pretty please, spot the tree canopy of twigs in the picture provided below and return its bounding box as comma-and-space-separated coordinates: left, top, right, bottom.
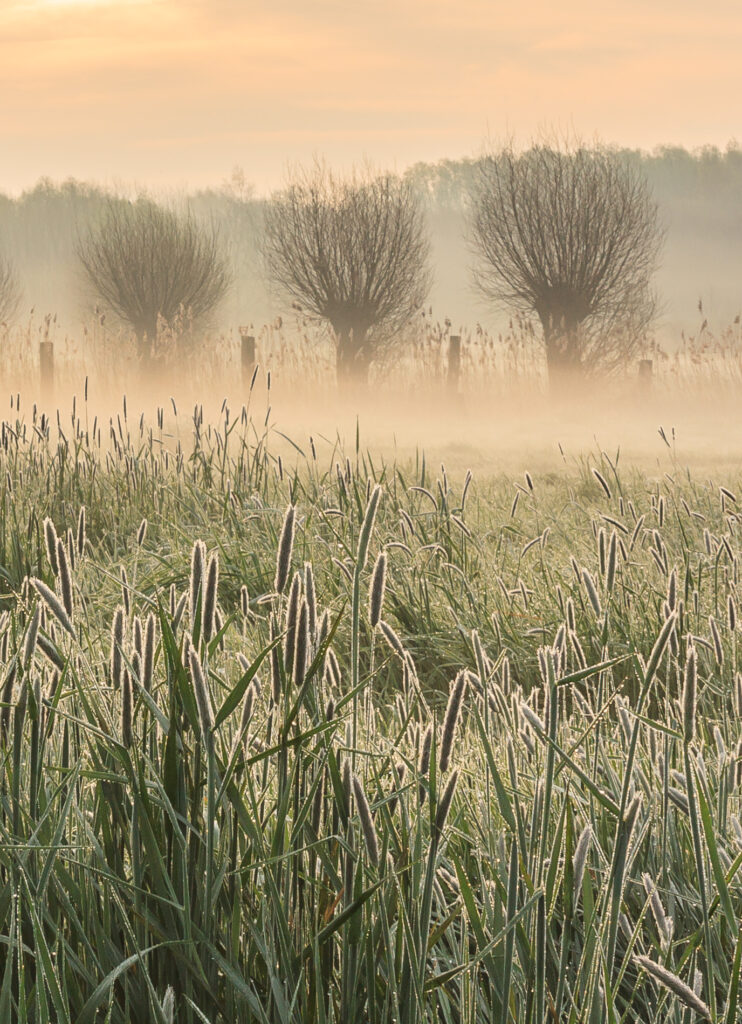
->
78, 198, 230, 362
469, 143, 663, 383
0, 254, 20, 325
262, 164, 431, 385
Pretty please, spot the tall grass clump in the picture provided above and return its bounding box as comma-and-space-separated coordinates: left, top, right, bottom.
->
0, 398, 738, 1021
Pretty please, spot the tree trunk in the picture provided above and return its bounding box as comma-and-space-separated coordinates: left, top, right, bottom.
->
335, 329, 370, 389
541, 313, 584, 393
135, 331, 150, 365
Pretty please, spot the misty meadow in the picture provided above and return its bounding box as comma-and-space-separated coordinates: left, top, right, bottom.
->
2, 0, 742, 1019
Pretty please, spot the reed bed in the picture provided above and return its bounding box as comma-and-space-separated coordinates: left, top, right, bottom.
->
0, 399, 740, 1021
10, 308, 742, 403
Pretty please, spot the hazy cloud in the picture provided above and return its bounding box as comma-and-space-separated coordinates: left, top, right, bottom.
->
1, 0, 741, 193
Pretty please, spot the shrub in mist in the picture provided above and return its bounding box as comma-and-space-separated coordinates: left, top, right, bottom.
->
469, 139, 663, 387
78, 198, 230, 365
262, 162, 431, 386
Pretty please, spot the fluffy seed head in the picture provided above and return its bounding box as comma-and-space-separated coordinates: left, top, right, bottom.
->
132, 615, 143, 657
237, 680, 256, 752
121, 668, 133, 748
202, 552, 219, 645
606, 531, 618, 593
65, 528, 76, 572
434, 769, 459, 838
119, 566, 130, 616
161, 986, 175, 1024
111, 604, 126, 690
30, 578, 74, 637
55, 540, 74, 619
189, 540, 206, 633
341, 757, 353, 825
76, 506, 86, 557
43, 518, 59, 576
368, 551, 387, 629
592, 468, 612, 499
582, 569, 602, 618
357, 485, 382, 573
274, 504, 296, 594
189, 648, 214, 741
23, 605, 41, 671
634, 956, 710, 1020
440, 671, 467, 773
642, 872, 674, 945
143, 613, 156, 693
284, 573, 302, 677
520, 701, 545, 734
379, 620, 406, 661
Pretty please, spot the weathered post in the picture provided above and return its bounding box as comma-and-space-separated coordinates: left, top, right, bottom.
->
39, 341, 54, 403
447, 335, 461, 395
240, 328, 256, 389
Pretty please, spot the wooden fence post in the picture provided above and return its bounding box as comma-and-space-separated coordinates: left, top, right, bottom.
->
240, 328, 256, 389
447, 335, 461, 395
39, 341, 54, 402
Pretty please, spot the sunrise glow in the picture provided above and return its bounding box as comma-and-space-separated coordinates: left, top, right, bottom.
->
2, 0, 741, 194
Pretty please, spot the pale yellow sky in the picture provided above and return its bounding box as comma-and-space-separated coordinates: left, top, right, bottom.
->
2, 0, 741, 194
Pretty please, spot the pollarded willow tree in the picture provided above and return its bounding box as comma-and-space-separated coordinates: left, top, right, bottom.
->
262, 165, 431, 385
78, 199, 230, 363
469, 143, 664, 384
0, 255, 20, 325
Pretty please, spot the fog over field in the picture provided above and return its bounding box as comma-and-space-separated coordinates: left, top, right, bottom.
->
2, 144, 742, 345
4, 2, 742, 1023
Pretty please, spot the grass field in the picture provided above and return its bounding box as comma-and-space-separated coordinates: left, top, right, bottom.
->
0, 395, 740, 1022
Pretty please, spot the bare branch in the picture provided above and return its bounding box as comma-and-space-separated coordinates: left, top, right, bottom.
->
469, 142, 663, 380
78, 198, 230, 360
262, 163, 431, 384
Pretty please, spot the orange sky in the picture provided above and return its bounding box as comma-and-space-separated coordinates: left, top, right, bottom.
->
2, 0, 741, 195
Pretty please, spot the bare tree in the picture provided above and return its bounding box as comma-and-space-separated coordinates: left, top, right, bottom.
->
78, 198, 230, 363
470, 143, 663, 383
0, 255, 20, 325
262, 164, 431, 385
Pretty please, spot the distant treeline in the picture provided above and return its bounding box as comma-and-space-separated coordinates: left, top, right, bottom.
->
2, 143, 741, 337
